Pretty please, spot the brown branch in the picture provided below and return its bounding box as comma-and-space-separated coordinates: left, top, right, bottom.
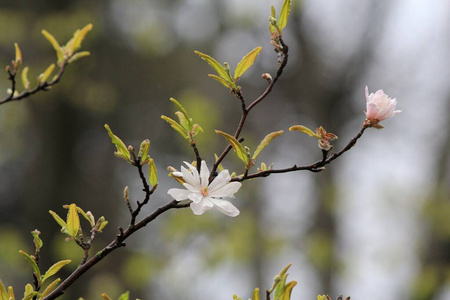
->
0, 59, 69, 106
43, 199, 190, 300
212, 38, 289, 175
232, 125, 368, 182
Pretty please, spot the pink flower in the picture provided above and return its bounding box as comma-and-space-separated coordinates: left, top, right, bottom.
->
364, 86, 401, 128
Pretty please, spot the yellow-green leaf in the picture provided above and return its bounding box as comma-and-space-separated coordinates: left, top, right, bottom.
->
118, 291, 130, 300
14, 43, 22, 71
41, 30, 64, 64
148, 158, 158, 187
175, 111, 190, 132
68, 51, 90, 64
75, 206, 94, 227
161, 115, 188, 139
7, 286, 14, 300
49, 210, 67, 231
42, 260, 71, 283
215, 130, 248, 165
269, 5, 277, 35
214, 153, 224, 172
208, 74, 233, 89
31, 230, 43, 251
281, 281, 297, 300
21, 67, 30, 89
279, 0, 292, 30
38, 64, 55, 83
18, 250, 41, 283
234, 46, 262, 80
41, 278, 60, 297
138, 139, 150, 160
0, 280, 7, 300
101, 293, 113, 300
66, 203, 80, 237
274, 274, 287, 299
170, 98, 191, 126
252, 288, 260, 300
252, 130, 284, 160
289, 125, 319, 138
232, 296, 242, 300
98, 217, 108, 232
194, 51, 233, 83
23, 284, 34, 298
70, 24, 93, 55
104, 124, 132, 163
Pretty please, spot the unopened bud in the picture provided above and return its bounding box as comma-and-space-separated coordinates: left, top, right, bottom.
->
262, 73, 272, 82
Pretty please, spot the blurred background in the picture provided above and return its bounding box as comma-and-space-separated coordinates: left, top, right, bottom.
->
0, 0, 449, 299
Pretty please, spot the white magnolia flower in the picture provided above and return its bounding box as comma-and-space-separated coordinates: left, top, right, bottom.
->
168, 161, 242, 217
365, 86, 401, 125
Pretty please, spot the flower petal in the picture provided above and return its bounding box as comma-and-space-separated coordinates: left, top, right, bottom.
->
190, 198, 213, 215
208, 169, 231, 193
210, 182, 242, 198
188, 192, 203, 203
200, 160, 209, 189
167, 188, 191, 201
211, 198, 240, 217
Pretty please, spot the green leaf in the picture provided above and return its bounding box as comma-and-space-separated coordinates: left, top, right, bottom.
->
194, 51, 233, 83
75, 206, 95, 227
207, 74, 233, 89
31, 230, 43, 251
252, 288, 260, 300
161, 115, 188, 139
234, 46, 262, 80
98, 217, 108, 232
274, 274, 287, 299
252, 130, 284, 160
66, 204, 80, 237
269, 5, 277, 35
38, 64, 55, 83
104, 124, 132, 163
49, 210, 68, 233
18, 250, 42, 285
289, 125, 319, 138
175, 111, 190, 132
41, 30, 64, 64
118, 291, 130, 300
7, 286, 14, 300
23, 284, 34, 298
40, 278, 60, 298
279, 0, 292, 30
68, 51, 90, 64
214, 153, 224, 172
170, 98, 191, 127
215, 130, 248, 165
148, 158, 158, 187
42, 260, 71, 283
21, 67, 30, 89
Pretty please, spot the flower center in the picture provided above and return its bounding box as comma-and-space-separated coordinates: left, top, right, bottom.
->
201, 187, 208, 196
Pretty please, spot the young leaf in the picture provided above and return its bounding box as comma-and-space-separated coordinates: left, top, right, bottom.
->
68, 51, 90, 64
21, 67, 30, 89
234, 46, 262, 80
98, 217, 108, 232
0, 280, 7, 300
138, 139, 150, 160
280, 281, 297, 300
252, 130, 284, 160
215, 130, 248, 165
214, 153, 224, 172
70, 24, 93, 55
274, 274, 287, 299
148, 158, 158, 187
14, 43, 22, 71
289, 125, 319, 138
49, 210, 68, 231
40, 278, 61, 297
161, 115, 188, 139
208, 74, 233, 89
118, 291, 130, 300
252, 288, 260, 300
18, 250, 42, 284
75, 206, 94, 227
66, 203, 80, 237
7, 286, 14, 300
269, 5, 278, 35
104, 124, 132, 163
38, 64, 55, 83
31, 230, 43, 251
279, 0, 292, 30
194, 51, 233, 83
170, 98, 191, 126
42, 260, 71, 283
41, 30, 64, 64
